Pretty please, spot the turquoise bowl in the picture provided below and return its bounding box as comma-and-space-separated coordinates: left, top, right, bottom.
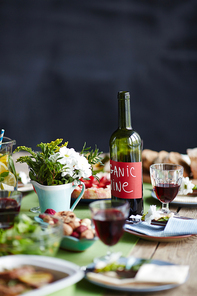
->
34, 216, 97, 252
60, 235, 98, 252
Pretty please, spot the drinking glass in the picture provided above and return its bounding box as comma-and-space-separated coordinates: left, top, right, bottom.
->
150, 163, 183, 213
89, 200, 129, 260
0, 137, 17, 190
0, 190, 22, 228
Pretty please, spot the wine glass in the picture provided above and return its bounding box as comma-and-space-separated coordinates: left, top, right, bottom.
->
89, 199, 129, 261
0, 190, 22, 229
150, 163, 183, 214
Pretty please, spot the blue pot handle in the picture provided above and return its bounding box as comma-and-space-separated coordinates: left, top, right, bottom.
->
70, 182, 85, 211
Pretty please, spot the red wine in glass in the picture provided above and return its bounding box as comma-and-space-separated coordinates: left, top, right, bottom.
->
154, 183, 180, 203
150, 164, 183, 214
0, 198, 21, 228
93, 208, 126, 246
0, 198, 20, 212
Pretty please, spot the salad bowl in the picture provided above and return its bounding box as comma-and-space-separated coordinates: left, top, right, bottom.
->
0, 213, 63, 256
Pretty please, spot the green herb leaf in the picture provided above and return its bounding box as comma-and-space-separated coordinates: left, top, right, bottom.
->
14, 139, 102, 186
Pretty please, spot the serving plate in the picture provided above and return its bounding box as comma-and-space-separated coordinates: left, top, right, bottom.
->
71, 197, 111, 204
151, 191, 197, 207
17, 182, 33, 192
85, 257, 187, 293
124, 226, 193, 242
0, 255, 84, 296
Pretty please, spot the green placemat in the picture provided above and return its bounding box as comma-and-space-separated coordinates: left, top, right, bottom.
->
20, 183, 157, 296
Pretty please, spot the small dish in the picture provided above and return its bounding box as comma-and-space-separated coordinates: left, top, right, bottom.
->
34, 216, 98, 252
60, 235, 98, 252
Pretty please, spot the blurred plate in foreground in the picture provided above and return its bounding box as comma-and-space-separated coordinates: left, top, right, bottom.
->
0, 255, 84, 296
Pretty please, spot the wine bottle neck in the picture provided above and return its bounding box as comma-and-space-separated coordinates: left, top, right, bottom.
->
118, 97, 132, 129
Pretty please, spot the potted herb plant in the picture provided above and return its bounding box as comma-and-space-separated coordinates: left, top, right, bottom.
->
14, 139, 102, 212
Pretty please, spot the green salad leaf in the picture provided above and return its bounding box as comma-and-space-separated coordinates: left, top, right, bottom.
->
0, 214, 61, 256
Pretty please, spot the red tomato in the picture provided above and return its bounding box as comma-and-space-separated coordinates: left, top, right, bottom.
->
80, 176, 110, 189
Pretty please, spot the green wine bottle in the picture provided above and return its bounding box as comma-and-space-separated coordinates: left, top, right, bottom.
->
109, 91, 143, 216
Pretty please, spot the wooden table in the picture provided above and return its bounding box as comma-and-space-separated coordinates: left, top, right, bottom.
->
18, 185, 197, 296
13, 149, 197, 296
127, 205, 197, 296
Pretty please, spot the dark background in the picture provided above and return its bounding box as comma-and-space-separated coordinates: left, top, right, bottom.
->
0, 0, 197, 154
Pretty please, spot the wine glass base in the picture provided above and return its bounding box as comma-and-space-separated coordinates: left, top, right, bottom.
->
93, 251, 112, 264
93, 251, 122, 266
30, 206, 40, 214
158, 209, 179, 217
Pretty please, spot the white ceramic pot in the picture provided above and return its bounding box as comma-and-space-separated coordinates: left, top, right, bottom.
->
31, 181, 85, 213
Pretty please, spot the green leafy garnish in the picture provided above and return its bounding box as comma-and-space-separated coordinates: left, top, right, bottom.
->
141, 211, 170, 222
95, 258, 151, 274
0, 171, 9, 182
8, 155, 17, 179
156, 217, 170, 222
14, 139, 102, 186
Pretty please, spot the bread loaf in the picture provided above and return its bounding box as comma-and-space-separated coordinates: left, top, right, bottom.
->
142, 149, 191, 183
187, 148, 197, 179
163, 152, 191, 177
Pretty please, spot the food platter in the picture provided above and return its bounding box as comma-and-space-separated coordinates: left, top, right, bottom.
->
151, 191, 197, 207
85, 257, 188, 293
71, 173, 111, 204
0, 255, 84, 296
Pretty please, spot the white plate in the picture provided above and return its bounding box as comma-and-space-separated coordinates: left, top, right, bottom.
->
17, 183, 33, 192
85, 257, 188, 293
0, 255, 84, 296
151, 191, 197, 207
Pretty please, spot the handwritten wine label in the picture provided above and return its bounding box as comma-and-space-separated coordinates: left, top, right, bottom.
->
110, 160, 142, 199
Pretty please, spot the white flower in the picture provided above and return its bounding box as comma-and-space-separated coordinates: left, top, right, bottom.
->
145, 205, 161, 224
145, 205, 174, 224
73, 154, 92, 179
19, 171, 30, 185
50, 146, 91, 181
178, 177, 195, 195
58, 147, 77, 164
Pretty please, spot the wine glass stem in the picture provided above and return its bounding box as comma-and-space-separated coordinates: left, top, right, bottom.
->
106, 246, 112, 258
161, 203, 169, 213
162, 203, 170, 213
